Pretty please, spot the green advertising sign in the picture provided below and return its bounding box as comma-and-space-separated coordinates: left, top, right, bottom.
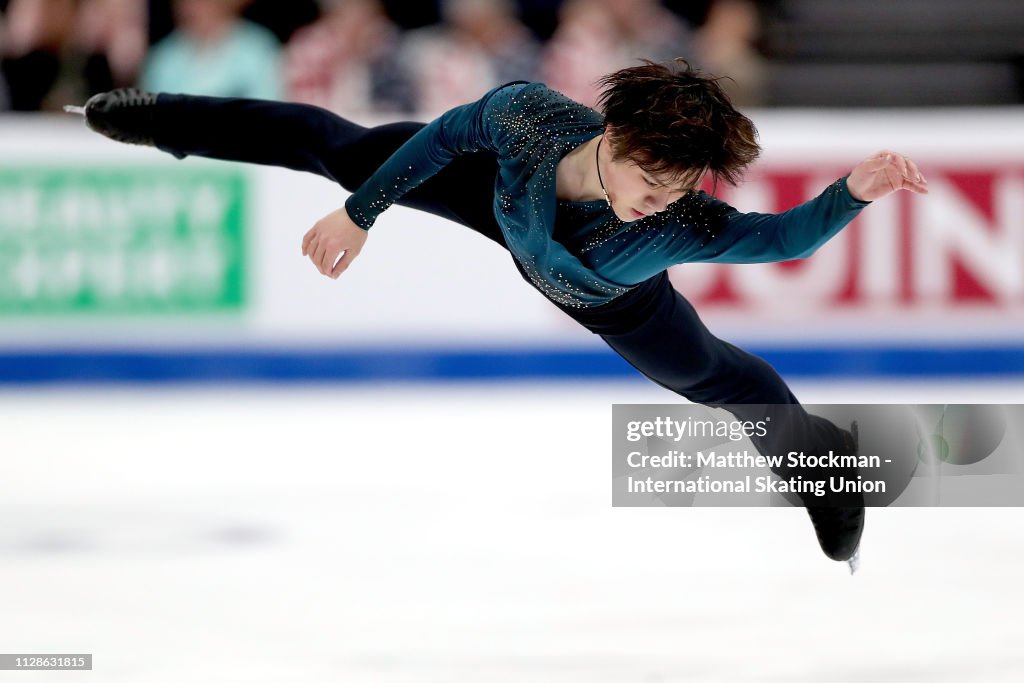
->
0, 167, 246, 314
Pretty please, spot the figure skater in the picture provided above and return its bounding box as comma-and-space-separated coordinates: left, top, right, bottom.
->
71, 59, 928, 566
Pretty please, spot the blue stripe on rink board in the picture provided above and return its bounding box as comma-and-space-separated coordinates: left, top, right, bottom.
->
2, 347, 1024, 383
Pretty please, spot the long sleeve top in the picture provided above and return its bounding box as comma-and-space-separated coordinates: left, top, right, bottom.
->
345, 81, 871, 309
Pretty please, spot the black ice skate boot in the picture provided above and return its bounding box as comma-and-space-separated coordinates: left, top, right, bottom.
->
81, 88, 159, 147
803, 421, 865, 569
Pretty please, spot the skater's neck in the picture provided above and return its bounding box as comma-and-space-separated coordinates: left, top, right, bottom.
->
555, 133, 606, 203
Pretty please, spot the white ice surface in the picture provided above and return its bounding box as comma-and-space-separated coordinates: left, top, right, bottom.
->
1, 380, 1022, 682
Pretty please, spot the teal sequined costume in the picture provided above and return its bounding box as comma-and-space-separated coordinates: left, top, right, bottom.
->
345, 82, 869, 308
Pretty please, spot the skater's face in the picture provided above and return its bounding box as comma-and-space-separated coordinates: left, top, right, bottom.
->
600, 135, 703, 222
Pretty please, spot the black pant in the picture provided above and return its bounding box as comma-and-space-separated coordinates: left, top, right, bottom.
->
152, 94, 851, 476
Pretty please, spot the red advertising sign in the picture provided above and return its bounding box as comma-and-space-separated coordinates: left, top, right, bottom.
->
671, 166, 1024, 338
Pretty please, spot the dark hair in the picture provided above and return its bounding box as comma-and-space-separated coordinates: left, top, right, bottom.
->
596, 58, 760, 189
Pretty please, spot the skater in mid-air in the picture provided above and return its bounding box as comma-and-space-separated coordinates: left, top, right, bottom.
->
73, 58, 927, 566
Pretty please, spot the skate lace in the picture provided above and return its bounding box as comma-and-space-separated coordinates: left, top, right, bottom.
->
116, 88, 154, 108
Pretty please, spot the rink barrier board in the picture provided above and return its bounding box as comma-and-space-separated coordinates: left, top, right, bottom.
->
4, 112, 1024, 383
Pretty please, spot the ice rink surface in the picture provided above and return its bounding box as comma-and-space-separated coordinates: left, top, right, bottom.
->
2, 379, 1023, 682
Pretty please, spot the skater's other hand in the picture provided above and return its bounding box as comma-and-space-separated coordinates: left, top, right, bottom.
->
847, 151, 929, 202
301, 206, 368, 279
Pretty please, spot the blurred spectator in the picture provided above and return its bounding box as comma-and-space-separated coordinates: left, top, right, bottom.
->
379, 0, 440, 30
241, 0, 320, 43
694, 0, 766, 106
1, 0, 146, 111
1, 0, 77, 110
595, 0, 692, 63
149, 0, 321, 44
0, 6, 6, 108
515, 0, 561, 41
142, 0, 281, 98
538, 0, 630, 108
285, 0, 413, 117
539, 0, 692, 108
78, 0, 149, 89
399, 0, 540, 116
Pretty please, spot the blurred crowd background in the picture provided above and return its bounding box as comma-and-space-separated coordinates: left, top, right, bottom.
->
1, 0, 1022, 119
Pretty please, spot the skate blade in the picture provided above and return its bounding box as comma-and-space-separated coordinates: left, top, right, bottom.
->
63, 105, 86, 116
847, 547, 861, 575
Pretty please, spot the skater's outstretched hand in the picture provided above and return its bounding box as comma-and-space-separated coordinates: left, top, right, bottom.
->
846, 151, 929, 202
301, 206, 368, 279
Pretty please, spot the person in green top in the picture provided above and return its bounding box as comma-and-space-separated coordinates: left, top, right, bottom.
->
77, 59, 928, 566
